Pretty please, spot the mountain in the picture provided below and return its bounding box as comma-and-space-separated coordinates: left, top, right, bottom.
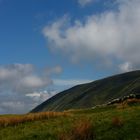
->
31, 70, 140, 112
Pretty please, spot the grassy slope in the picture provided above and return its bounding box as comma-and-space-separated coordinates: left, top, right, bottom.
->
0, 104, 140, 140
31, 70, 140, 112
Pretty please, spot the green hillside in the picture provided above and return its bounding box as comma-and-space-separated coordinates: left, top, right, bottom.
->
31, 70, 140, 112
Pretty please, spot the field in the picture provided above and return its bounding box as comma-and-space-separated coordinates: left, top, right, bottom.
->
0, 102, 140, 140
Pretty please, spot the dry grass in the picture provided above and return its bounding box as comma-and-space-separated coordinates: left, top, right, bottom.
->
126, 98, 140, 104
59, 119, 95, 140
112, 116, 124, 127
117, 99, 140, 109
116, 102, 128, 109
0, 112, 70, 127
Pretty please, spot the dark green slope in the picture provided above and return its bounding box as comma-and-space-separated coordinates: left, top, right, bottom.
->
31, 70, 140, 112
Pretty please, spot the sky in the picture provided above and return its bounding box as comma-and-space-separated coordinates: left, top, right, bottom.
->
0, 0, 140, 114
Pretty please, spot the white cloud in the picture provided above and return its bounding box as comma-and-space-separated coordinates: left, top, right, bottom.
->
0, 64, 33, 81
0, 64, 62, 114
53, 79, 92, 86
44, 65, 62, 76
26, 90, 57, 102
26, 92, 42, 97
0, 89, 58, 114
20, 76, 47, 89
119, 62, 133, 72
0, 101, 26, 114
0, 64, 51, 94
43, 0, 140, 71
78, 0, 94, 7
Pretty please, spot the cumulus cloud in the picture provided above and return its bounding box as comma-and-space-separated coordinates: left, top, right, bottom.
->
0, 89, 58, 114
0, 64, 62, 114
53, 79, 92, 86
21, 76, 46, 88
43, 0, 140, 72
0, 101, 27, 114
44, 65, 62, 76
0, 64, 33, 81
78, 0, 94, 7
0, 64, 52, 94
119, 62, 133, 72
26, 90, 57, 103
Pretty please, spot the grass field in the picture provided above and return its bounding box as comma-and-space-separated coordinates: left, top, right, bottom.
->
0, 103, 140, 140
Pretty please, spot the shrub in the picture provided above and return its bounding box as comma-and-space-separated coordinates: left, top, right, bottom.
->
59, 119, 95, 140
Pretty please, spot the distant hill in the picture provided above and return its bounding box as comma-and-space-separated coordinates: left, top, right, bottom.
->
31, 70, 140, 112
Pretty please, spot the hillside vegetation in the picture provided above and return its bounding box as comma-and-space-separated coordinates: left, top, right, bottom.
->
31, 70, 140, 112
0, 101, 140, 140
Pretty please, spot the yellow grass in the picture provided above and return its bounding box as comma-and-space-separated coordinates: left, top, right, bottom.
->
0, 112, 70, 127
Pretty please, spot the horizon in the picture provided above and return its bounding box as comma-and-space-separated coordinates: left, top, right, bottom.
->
0, 0, 140, 114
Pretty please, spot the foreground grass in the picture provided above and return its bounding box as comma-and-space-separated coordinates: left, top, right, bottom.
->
0, 104, 140, 140
0, 112, 70, 127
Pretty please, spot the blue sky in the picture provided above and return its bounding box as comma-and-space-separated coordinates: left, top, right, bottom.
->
0, 0, 140, 114
0, 0, 105, 76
